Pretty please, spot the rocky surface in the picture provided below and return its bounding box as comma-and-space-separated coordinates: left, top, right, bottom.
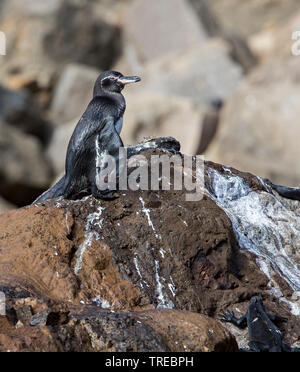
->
0, 196, 15, 215
1, 144, 300, 351
123, 93, 205, 155
0, 0, 258, 210
208, 0, 300, 39
207, 55, 300, 187
249, 9, 300, 63
0, 85, 52, 144
135, 38, 243, 108
124, 0, 208, 62
49, 63, 100, 125
0, 302, 237, 352
0, 123, 53, 206
0, 0, 123, 90
0, 0, 300, 351
43, 1, 122, 71
0, 0, 299, 210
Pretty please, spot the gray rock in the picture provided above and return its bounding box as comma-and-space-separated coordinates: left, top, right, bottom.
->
207, 0, 300, 39
43, 0, 123, 70
206, 55, 300, 187
0, 85, 52, 144
17, 0, 63, 16
0, 196, 15, 215
0, 0, 122, 91
124, 0, 208, 62
30, 311, 49, 326
123, 92, 205, 155
46, 119, 76, 175
0, 0, 59, 89
249, 9, 300, 63
138, 38, 243, 108
188, 0, 257, 73
188, 0, 221, 36
50, 63, 99, 125
0, 123, 53, 206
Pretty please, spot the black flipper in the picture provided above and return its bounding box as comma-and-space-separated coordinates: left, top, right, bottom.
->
32, 175, 66, 204
264, 178, 300, 201
218, 310, 248, 328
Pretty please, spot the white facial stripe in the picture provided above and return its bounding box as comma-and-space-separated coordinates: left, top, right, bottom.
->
104, 76, 119, 81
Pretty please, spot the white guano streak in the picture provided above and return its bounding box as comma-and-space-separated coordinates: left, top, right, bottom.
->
74, 205, 105, 275
139, 196, 161, 240
155, 260, 174, 309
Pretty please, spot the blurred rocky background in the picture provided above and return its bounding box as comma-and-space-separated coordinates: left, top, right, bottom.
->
1, 0, 300, 212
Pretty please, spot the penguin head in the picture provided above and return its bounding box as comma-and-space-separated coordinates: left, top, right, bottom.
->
94, 71, 141, 96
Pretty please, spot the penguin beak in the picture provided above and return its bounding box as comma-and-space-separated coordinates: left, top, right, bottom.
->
117, 76, 141, 85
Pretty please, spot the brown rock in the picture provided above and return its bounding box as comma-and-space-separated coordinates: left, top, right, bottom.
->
0, 205, 141, 310
0, 316, 63, 352
1, 145, 298, 351
0, 298, 238, 352
0, 150, 269, 317
0, 206, 78, 302
136, 309, 238, 352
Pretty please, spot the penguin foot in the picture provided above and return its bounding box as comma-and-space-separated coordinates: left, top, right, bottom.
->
92, 187, 119, 201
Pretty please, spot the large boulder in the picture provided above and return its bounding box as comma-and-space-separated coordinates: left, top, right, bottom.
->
0, 303, 237, 352
49, 63, 100, 125
249, 9, 300, 62
0, 123, 53, 206
0, 196, 15, 215
0, 85, 52, 144
1, 143, 300, 350
43, 1, 122, 70
207, 0, 300, 39
0, 0, 123, 91
46, 119, 75, 176
206, 55, 300, 186
124, 0, 208, 62
123, 93, 205, 155
135, 39, 243, 108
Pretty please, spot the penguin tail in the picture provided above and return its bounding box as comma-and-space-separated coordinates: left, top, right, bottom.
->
32, 175, 66, 204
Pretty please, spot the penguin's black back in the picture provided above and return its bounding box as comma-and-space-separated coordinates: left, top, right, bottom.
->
63, 93, 125, 198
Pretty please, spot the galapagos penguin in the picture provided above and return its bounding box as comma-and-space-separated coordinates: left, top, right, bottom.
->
33, 71, 141, 203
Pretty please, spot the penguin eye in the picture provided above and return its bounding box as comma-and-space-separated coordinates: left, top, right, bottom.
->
102, 76, 116, 85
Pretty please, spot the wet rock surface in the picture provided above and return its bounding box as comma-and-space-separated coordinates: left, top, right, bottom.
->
1, 145, 300, 351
